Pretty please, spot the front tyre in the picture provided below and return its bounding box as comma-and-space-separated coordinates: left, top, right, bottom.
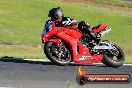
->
101, 41, 125, 68
44, 42, 71, 65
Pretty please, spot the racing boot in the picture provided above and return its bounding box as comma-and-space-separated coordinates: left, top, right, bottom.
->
78, 21, 101, 44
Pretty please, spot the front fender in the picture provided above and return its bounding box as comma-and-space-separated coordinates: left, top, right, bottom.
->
48, 39, 62, 47
42, 35, 49, 43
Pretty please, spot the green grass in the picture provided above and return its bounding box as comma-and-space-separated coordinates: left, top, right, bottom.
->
0, 45, 44, 59
95, 0, 132, 8
0, 0, 132, 63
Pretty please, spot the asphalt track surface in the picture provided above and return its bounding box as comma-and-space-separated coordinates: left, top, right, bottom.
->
0, 58, 132, 88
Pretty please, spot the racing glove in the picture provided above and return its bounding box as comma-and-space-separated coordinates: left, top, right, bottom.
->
62, 18, 72, 26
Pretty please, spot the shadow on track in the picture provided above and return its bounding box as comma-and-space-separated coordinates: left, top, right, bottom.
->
0, 56, 102, 67
0, 56, 55, 65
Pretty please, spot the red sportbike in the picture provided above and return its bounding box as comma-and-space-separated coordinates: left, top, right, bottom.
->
42, 24, 125, 67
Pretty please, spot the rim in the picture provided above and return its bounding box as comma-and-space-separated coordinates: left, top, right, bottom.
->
48, 42, 71, 63
108, 45, 124, 62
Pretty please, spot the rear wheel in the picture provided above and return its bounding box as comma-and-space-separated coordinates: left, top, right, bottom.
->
101, 41, 125, 68
44, 42, 71, 65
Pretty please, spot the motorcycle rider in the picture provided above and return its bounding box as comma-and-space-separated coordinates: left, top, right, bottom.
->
42, 7, 100, 43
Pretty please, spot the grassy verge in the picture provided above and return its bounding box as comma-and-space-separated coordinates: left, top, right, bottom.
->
95, 0, 132, 8
0, 0, 132, 44
0, 45, 45, 59
120, 44, 132, 64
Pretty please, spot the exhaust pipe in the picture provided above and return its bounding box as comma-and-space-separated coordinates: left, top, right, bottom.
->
100, 28, 111, 36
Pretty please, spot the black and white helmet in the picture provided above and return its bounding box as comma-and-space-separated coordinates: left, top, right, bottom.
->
48, 7, 64, 20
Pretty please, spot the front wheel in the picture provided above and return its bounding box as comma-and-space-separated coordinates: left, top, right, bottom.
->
44, 41, 71, 65
101, 41, 125, 68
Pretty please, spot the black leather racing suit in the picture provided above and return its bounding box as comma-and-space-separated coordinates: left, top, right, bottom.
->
42, 17, 99, 41
42, 17, 78, 36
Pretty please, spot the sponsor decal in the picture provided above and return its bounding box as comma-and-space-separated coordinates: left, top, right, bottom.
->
76, 66, 131, 85
79, 56, 92, 61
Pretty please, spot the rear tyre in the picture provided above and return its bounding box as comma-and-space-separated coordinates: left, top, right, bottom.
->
101, 41, 125, 68
44, 42, 71, 65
